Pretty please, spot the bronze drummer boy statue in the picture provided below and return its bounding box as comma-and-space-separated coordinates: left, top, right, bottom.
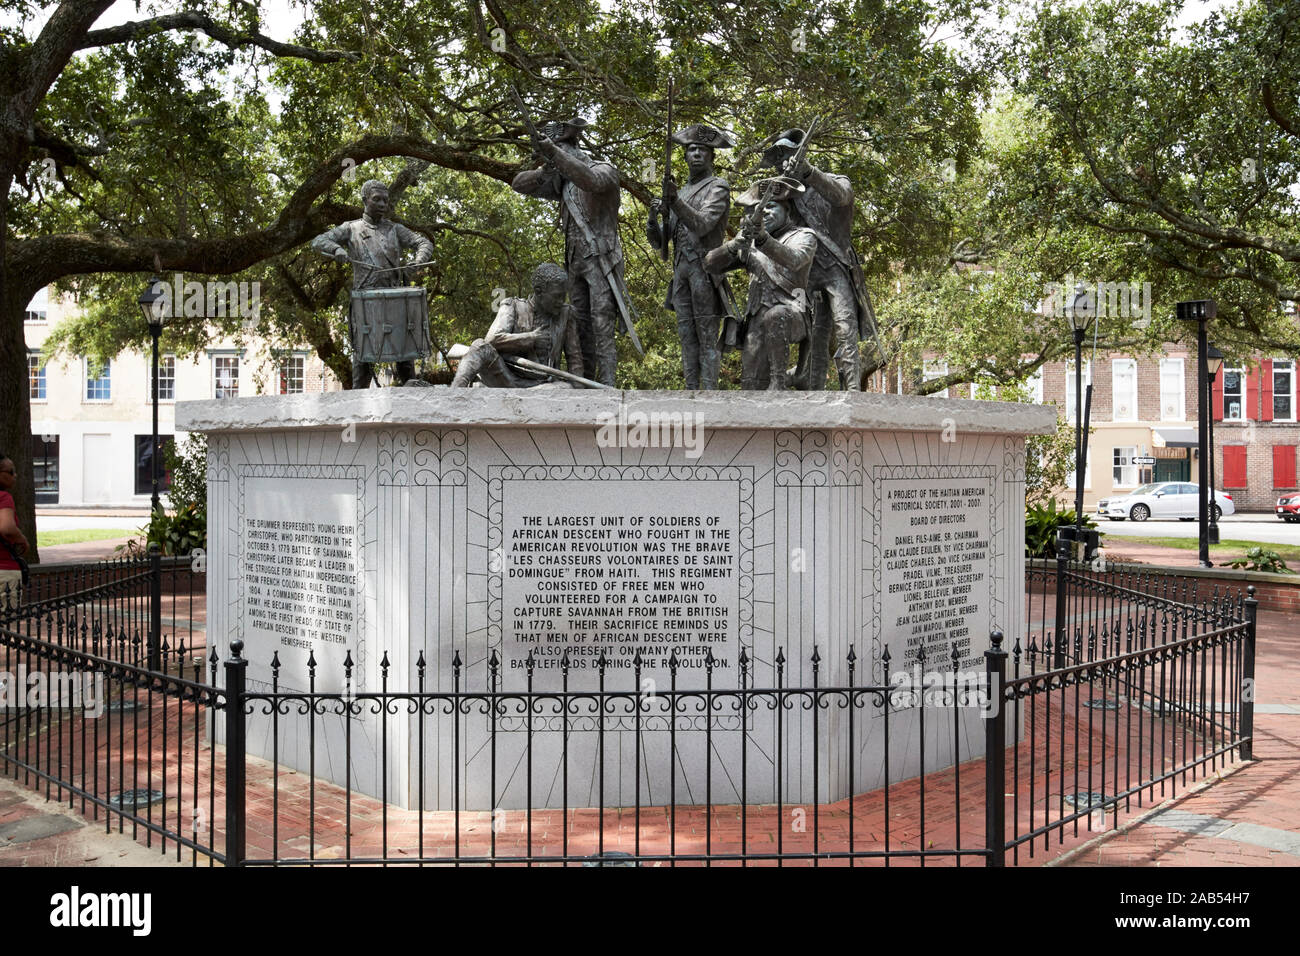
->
311, 179, 434, 388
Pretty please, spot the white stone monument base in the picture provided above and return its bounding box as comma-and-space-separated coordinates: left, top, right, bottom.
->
180, 389, 1053, 810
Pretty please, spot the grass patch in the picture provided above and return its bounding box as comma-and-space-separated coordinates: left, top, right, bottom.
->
37, 528, 140, 547
1113, 536, 1300, 565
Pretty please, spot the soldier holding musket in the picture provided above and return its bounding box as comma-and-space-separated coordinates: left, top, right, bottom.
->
510, 99, 640, 387
450, 263, 597, 389
760, 129, 881, 390
647, 123, 737, 390
704, 177, 817, 390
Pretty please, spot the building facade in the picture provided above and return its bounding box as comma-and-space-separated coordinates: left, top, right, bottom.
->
865, 334, 1297, 515
24, 288, 342, 508
1035, 348, 1297, 514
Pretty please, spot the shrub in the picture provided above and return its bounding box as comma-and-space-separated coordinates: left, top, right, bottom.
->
1025, 499, 1099, 558
166, 434, 207, 513
1221, 547, 1292, 574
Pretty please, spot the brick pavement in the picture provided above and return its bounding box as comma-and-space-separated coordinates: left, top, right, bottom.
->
1056, 608, 1298, 867
4, 612, 1282, 867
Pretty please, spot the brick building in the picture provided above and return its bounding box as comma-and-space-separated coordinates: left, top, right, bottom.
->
864, 333, 1297, 515
1031, 347, 1296, 514
1212, 359, 1300, 511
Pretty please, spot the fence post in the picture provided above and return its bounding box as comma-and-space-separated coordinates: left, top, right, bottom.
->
1240, 586, 1257, 762
984, 629, 1008, 867
148, 543, 162, 671
224, 639, 248, 867
1053, 545, 1068, 670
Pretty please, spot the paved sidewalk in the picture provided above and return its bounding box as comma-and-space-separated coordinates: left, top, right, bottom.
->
1, 608, 1293, 868
37, 538, 135, 563
1057, 608, 1299, 867
0, 773, 185, 867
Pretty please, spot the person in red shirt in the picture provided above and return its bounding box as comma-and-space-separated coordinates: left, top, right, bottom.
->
0, 454, 29, 609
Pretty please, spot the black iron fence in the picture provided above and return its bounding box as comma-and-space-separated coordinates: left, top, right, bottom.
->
0, 555, 1256, 867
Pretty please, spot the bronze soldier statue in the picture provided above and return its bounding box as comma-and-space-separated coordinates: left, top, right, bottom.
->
647, 124, 736, 390
310, 179, 434, 388
760, 130, 882, 390
704, 178, 818, 390
511, 115, 635, 387
451, 263, 588, 388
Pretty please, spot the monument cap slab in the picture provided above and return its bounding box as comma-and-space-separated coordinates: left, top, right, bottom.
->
177, 389, 1058, 435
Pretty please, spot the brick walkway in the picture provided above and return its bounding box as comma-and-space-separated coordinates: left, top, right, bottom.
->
4, 612, 1276, 867
1058, 609, 1299, 867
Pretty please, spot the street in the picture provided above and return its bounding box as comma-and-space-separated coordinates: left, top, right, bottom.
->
1098, 512, 1300, 547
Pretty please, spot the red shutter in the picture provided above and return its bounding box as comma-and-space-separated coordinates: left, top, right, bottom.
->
1246, 367, 1260, 420
1223, 445, 1248, 489
1212, 371, 1224, 421
1274, 445, 1298, 489
1261, 359, 1274, 422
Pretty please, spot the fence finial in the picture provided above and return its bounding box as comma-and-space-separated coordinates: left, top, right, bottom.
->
230, 638, 244, 660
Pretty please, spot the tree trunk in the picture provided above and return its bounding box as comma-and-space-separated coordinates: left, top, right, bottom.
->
0, 176, 40, 564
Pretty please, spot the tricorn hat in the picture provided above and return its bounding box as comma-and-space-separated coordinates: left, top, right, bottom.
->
735, 176, 805, 208
544, 117, 590, 143
671, 123, 735, 149
759, 128, 806, 169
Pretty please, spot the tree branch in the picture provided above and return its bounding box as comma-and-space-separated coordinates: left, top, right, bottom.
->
78, 11, 360, 63
1262, 81, 1300, 138
8, 134, 517, 294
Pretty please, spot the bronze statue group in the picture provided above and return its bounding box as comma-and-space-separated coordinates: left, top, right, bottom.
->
313, 111, 885, 393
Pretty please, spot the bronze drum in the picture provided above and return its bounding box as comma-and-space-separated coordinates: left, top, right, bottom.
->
349, 287, 431, 364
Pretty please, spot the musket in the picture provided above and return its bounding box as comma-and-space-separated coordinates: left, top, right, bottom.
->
509, 83, 559, 187
741, 115, 823, 235
658, 77, 674, 261
447, 342, 612, 389
509, 84, 644, 357
504, 355, 613, 389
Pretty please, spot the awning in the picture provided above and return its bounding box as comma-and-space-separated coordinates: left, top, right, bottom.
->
1152, 428, 1199, 448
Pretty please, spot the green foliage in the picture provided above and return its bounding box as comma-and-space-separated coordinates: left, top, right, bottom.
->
1025, 498, 1098, 559
1010, 0, 1300, 360
22, 0, 997, 389
13, 0, 1297, 398
1221, 547, 1293, 575
165, 434, 208, 514
116, 501, 206, 558
1026, 414, 1081, 509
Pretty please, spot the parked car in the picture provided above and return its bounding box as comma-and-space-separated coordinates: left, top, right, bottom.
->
1277, 492, 1300, 522
1096, 482, 1235, 522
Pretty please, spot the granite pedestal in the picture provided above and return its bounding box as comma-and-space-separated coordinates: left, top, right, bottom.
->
178, 390, 1055, 810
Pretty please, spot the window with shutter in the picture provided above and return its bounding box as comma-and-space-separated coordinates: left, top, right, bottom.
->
1222, 368, 1245, 421
1274, 361, 1295, 422
1222, 445, 1248, 489
1274, 446, 1298, 489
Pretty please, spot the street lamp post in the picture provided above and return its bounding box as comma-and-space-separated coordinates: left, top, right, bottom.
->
1175, 299, 1217, 569
138, 278, 167, 512
1065, 285, 1095, 550
1206, 343, 1224, 546
138, 277, 167, 670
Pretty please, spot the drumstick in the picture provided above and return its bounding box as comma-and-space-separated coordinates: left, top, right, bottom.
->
345, 259, 434, 274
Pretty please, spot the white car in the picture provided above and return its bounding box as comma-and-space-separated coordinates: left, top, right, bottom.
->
1096, 482, 1236, 522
